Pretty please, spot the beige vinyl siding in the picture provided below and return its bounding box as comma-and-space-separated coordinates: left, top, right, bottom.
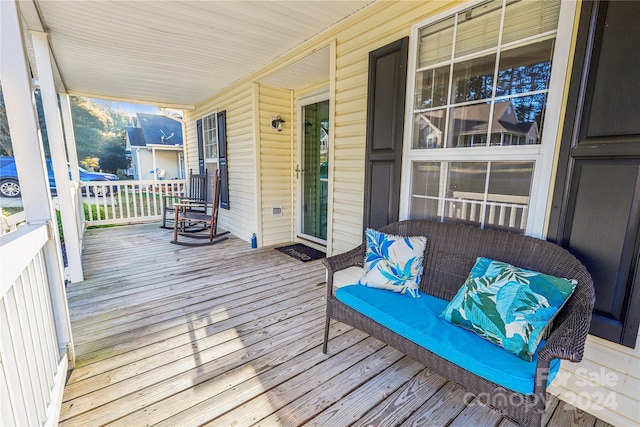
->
257, 84, 293, 246
184, 84, 257, 242
547, 331, 640, 427
329, 1, 437, 255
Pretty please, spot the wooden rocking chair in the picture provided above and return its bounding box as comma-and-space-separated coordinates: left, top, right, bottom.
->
161, 169, 208, 229
171, 169, 230, 246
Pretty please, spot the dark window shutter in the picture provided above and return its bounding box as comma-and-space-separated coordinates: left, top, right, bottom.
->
548, 0, 640, 348
196, 119, 204, 174
363, 37, 409, 231
217, 110, 229, 209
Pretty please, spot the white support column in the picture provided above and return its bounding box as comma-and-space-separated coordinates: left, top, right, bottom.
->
1, 0, 74, 362
31, 31, 83, 283
59, 94, 86, 238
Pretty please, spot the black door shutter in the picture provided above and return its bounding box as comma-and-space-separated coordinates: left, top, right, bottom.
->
217, 110, 229, 209
363, 37, 409, 231
196, 119, 204, 174
548, 0, 640, 347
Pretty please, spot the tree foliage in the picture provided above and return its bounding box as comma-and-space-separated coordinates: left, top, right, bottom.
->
0, 89, 132, 172
0, 85, 11, 156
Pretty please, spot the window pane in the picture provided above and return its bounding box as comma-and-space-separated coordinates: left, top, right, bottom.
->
418, 17, 455, 68
203, 113, 218, 160
413, 109, 446, 149
409, 160, 533, 233
412, 162, 442, 197
415, 65, 450, 109
484, 161, 533, 232
410, 162, 442, 219
496, 39, 554, 97
455, 0, 502, 58
490, 94, 546, 145
445, 162, 487, 227
451, 53, 496, 103
503, 0, 561, 44
448, 104, 490, 148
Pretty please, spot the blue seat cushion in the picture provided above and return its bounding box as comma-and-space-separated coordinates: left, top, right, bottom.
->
335, 285, 560, 395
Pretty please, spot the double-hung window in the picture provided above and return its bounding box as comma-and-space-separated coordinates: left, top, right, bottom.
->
202, 113, 218, 168
197, 111, 229, 209
402, 0, 573, 235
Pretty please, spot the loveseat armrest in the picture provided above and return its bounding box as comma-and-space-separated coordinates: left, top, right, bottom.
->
538, 281, 595, 363
322, 243, 366, 298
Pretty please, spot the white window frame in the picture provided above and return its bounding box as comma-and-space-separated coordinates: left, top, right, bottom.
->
399, 0, 578, 238
202, 112, 219, 171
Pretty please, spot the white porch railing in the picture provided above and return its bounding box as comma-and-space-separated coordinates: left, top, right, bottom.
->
82, 179, 187, 227
0, 224, 68, 426
0, 210, 26, 235
448, 191, 529, 231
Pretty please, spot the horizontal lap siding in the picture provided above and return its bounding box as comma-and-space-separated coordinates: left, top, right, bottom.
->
330, 0, 434, 255
258, 85, 292, 246
184, 84, 256, 241
547, 331, 640, 427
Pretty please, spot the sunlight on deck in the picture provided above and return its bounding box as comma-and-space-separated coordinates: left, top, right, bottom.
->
59, 224, 614, 427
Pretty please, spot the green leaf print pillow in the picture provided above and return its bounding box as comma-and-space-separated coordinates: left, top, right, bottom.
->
359, 228, 427, 298
440, 257, 577, 361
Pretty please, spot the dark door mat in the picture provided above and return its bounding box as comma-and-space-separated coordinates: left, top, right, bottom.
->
275, 243, 325, 262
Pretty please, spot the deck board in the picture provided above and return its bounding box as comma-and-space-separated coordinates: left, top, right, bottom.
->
60, 224, 614, 426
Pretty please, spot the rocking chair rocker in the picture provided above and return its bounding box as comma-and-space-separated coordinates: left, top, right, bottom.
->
171, 169, 229, 246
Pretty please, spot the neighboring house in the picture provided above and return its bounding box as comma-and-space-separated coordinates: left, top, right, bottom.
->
3, 1, 640, 427
125, 113, 185, 180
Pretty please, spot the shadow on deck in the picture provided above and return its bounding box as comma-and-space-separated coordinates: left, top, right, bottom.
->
60, 223, 612, 426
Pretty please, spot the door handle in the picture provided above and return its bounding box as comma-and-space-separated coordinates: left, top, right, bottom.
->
295, 165, 306, 179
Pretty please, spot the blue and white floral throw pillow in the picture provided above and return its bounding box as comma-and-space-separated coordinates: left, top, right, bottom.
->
358, 228, 427, 298
441, 257, 577, 361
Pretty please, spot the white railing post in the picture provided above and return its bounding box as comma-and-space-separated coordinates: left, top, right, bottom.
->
60, 94, 86, 237
31, 31, 84, 283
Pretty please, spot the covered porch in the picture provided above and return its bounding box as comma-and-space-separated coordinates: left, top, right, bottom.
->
61, 223, 612, 426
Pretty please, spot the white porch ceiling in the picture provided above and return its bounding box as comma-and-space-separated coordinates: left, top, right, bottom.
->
20, 0, 374, 109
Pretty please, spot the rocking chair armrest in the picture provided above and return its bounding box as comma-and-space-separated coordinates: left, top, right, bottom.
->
174, 200, 210, 209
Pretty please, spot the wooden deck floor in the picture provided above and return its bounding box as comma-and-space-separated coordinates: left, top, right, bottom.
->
61, 224, 612, 427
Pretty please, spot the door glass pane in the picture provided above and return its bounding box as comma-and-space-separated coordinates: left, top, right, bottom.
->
301, 100, 329, 241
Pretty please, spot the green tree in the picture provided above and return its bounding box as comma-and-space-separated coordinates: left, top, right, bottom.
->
99, 135, 128, 173
0, 85, 11, 156
70, 96, 132, 172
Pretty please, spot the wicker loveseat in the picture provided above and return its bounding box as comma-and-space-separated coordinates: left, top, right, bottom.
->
322, 219, 595, 427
